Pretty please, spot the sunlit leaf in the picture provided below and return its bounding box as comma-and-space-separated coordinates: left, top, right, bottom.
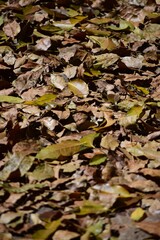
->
33, 219, 61, 240
36, 140, 84, 160
107, 19, 134, 31
53, 21, 74, 31
0, 16, 3, 26
89, 154, 107, 166
94, 53, 119, 69
0, 95, 24, 104
28, 163, 54, 181
83, 220, 104, 239
130, 208, 145, 221
19, 156, 35, 176
0, 153, 23, 181
80, 132, 99, 148
121, 55, 144, 69
77, 200, 108, 215
66, 8, 79, 17
119, 105, 144, 127
88, 36, 117, 50
70, 15, 87, 25
24, 94, 57, 106
51, 74, 67, 90
68, 79, 89, 98
92, 184, 131, 197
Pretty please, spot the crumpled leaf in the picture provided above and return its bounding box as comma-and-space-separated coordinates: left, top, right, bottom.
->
24, 93, 57, 106
121, 140, 160, 160
35, 37, 51, 51
51, 74, 67, 90
121, 55, 144, 69
3, 20, 21, 38
101, 134, 119, 150
94, 53, 119, 69
0, 95, 24, 104
68, 79, 89, 98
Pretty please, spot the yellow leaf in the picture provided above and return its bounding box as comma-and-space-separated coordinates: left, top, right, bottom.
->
131, 208, 145, 221
24, 94, 57, 106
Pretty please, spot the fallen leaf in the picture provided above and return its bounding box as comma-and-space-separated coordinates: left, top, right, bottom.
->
130, 208, 145, 221
36, 140, 85, 160
0, 95, 24, 104
24, 93, 57, 106
3, 20, 21, 38
68, 79, 89, 98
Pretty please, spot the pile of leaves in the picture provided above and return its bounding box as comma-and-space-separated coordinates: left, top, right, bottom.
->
0, 0, 160, 239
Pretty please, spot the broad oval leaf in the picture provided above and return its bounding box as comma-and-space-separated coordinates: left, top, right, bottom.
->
0, 95, 24, 104
130, 208, 145, 221
68, 79, 89, 98
36, 140, 83, 160
24, 93, 57, 106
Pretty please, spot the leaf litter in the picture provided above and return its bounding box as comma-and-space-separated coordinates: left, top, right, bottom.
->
0, 0, 160, 239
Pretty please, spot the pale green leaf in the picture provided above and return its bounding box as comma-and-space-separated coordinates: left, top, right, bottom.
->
28, 163, 54, 181
53, 21, 74, 31
0, 16, 3, 26
19, 156, 35, 176
24, 94, 57, 106
36, 140, 83, 160
3, 183, 45, 193
108, 19, 134, 31
0, 95, 24, 104
68, 79, 89, 98
89, 155, 107, 166
119, 105, 143, 127
80, 132, 99, 148
77, 200, 108, 215
33, 219, 61, 240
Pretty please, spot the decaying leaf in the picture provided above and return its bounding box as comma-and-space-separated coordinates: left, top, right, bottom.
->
68, 79, 89, 98
3, 20, 21, 38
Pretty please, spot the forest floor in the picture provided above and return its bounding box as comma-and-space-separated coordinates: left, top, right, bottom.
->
0, 0, 160, 239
